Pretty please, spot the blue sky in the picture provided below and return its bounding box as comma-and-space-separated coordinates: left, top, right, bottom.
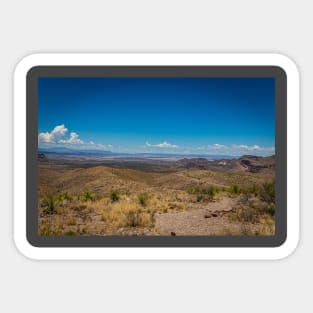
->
38, 77, 275, 156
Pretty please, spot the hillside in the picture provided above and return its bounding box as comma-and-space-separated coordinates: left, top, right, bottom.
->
38, 156, 275, 236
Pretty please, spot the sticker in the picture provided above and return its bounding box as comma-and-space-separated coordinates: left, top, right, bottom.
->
14, 53, 299, 260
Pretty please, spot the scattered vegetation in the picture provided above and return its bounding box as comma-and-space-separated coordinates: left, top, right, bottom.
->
229, 184, 241, 195
138, 193, 149, 207
42, 195, 59, 215
101, 200, 155, 229
244, 184, 258, 196
38, 160, 276, 236
110, 191, 120, 202
229, 200, 275, 236
259, 181, 275, 204
80, 191, 97, 201
188, 185, 221, 202
58, 192, 72, 202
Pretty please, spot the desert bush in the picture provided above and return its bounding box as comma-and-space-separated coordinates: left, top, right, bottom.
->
244, 184, 259, 196
126, 210, 142, 227
189, 185, 220, 202
230, 202, 275, 225
80, 191, 97, 201
110, 191, 120, 202
204, 186, 220, 200
58, 192, 72, 202
259, 181, 275, 204
235, 206, 259, 224
102, 200, 155, 229
125, 208, 155, 228
43, 195, 59, 215
229, 184, 241, 195
261, 203, 275, 216
138, 193, 149, 207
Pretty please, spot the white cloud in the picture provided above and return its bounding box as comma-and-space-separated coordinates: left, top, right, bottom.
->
59, 132, 84, 145
211, 143, 226, 149
38, 124, 113, 150
39, 125, 84, 145
233, 144, 262, 151
38, 124, 68, 144
193, 143, 275, 156
145, 141, 178, 148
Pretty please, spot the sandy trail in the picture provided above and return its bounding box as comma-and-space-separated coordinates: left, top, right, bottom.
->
155, 197, 237, 235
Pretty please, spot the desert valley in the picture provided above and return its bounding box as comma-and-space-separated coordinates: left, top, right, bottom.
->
38, 151, 276, 236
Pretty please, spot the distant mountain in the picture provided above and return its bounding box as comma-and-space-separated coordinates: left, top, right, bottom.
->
172, 155, 275, 173
39, 147, 114, 156
175, 158, 212, 170
239, 155, 275, 173
38, 148, 274, 170
133, 153, 235, 160
38, 147, 237, 160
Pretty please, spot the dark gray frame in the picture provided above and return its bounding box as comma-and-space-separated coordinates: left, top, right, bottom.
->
27, 66, 287, 247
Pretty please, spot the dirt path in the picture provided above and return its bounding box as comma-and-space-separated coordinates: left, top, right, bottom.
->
155, 197, 238, 235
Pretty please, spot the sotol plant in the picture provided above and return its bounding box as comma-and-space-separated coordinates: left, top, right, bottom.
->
80, 191, 97, 201
110, 191, 120, 202
43, 195, 59, 215
260, 181, 275, 204
138, 193, 149, 207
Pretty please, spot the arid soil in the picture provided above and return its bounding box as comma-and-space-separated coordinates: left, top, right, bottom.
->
38, 155, 275, 236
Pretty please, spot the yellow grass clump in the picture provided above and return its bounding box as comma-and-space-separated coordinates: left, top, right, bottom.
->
101, 199, 155, 229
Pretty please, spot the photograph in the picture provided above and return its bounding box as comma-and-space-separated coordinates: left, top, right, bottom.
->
37, 77, 276, 236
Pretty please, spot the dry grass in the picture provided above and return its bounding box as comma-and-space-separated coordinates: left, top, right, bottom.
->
101, 199, 155, 228
38, 164, 275, 236
227, 200, 275, 236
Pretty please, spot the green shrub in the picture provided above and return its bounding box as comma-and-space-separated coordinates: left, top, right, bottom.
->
58, 192, 71, 202
229, 184, 241, 195
110, 191, 120, 202
80, 191, 96, 201
245, 184, 258, 195
43, 195, 59, 215
262, 204, 275, 216
190, 185, 220, 202
259, 181, 275, 204
125, 210, 155, 228
205, 186, 220, 199
138, 193, 149, 207
231, 205, 259, 224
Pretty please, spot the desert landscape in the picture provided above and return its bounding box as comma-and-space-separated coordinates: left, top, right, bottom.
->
37, 76, 276, 237
38, 152, 275, 236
